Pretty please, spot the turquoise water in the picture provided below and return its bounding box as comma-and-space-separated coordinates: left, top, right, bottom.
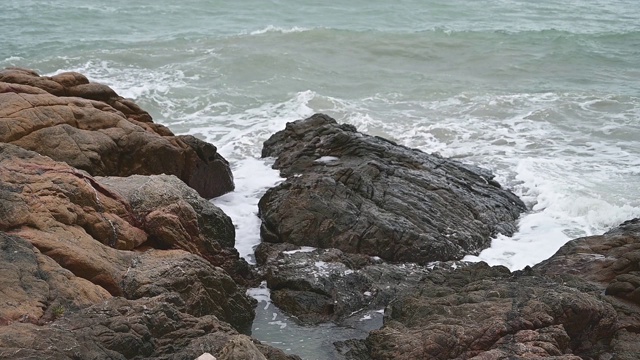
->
3, 1, 640, 359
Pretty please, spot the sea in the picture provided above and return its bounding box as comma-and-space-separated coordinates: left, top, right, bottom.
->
3, 1, 639, 359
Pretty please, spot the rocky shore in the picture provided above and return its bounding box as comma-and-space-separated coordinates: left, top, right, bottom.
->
0, 68, 293, 360
1, 67, 639, 359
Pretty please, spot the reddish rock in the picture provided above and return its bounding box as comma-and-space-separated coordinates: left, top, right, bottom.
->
0, 67, 233, 199
0, 143, 252, 329
95, 174, 254, 285
0, 233, 111, 326
0, 296, 299, 360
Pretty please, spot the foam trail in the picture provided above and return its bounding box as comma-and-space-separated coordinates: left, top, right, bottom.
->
213, 158, 282, 263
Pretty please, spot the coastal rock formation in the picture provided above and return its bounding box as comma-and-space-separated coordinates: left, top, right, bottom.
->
256, 242, 464, 325
259, 114, 526, 263
0, 143, 253, 329
339, 219, 640, 359
96, 175, 252, 284
0, 296, 298, 360
0, 67, 294, 359
535, 218, 640, 304
0, 67, 233, 198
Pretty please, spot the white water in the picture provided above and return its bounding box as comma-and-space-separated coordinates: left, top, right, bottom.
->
11, 3, 637, 357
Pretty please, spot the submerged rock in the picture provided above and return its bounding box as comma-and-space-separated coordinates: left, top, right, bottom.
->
259, 114, 525, 263
0, 67, 233, 198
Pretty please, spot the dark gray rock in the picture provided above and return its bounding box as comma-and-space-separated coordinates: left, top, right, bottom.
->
259, 114, 526, 263
340, 219, 640, 360
121, 249, 255, 332
358, 263, 616, 359
258, 242, 467, 325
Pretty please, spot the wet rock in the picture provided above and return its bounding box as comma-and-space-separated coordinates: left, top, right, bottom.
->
356, 262, 616, 359
258, 243, 466, 325
338, 220, 640, 359
96, 175, 253, 284
0, 296, 298, 360
121, 249, 254, 331
259, 114, 525, 263
0, 67, 233, 198
536, 218, 640, 304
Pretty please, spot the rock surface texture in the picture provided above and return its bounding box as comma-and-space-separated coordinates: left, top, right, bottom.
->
338, 219, 640, 360
0, 144, 262, 351
259, 114, 526, 263
0, 67, 295, 360
256, 242, 464, 325
0, 67, 233, 198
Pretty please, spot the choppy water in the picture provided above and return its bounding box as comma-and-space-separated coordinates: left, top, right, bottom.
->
3, 1, 640, 359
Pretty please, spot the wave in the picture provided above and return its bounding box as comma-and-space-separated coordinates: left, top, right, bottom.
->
246, 25, 313, 36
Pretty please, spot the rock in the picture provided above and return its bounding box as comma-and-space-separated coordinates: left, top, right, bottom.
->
0, 143, 253, 331
0, 142, 142, 294
354, 262, 617, 359
95, 175, 252, 284
259, 114, 525, 263
218, 335, 268, 360
535, 218, 640, 304
0, 296, 298, 360
0, 67, 233, 198
121, 249, 255, 332
340, 220, 640, 359
257, 243, 466, 324
0, 232, 111, 326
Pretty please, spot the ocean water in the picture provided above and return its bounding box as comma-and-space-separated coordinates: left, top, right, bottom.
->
3, 1, 640, 358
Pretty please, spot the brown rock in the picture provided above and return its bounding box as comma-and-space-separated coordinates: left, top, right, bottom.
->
536, 218, 640, 305
0, 144, 253, 330
357, 263, 616, 359
0, 296, 298, 360
0, 67, 233, 198
218, 335, 268, 360
121, 249, 255, 331
95, 174, 253, 284
0, 232, 111, 326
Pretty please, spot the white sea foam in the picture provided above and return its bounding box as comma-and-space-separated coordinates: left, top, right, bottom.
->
248, 25, 311, 35
312, 92, 640, 271
283, 246, 317, 255
47, 60, 192, 100
315, 156, 340, 163
212, 158, 283, 263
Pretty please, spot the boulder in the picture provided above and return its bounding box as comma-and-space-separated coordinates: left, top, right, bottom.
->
218, 335, 268, 360
343, 219, 640, 359
0, 67, 233, 198
95, 175, 252, 284
0, 296, 298, 360
349, 263, 617, 359
535, 218, 640, 304
121, 249, 254, 331
256, 242, 465, 325
0, 143, 253, 330
0, 232, 111, 326
259, 114, 526, 263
